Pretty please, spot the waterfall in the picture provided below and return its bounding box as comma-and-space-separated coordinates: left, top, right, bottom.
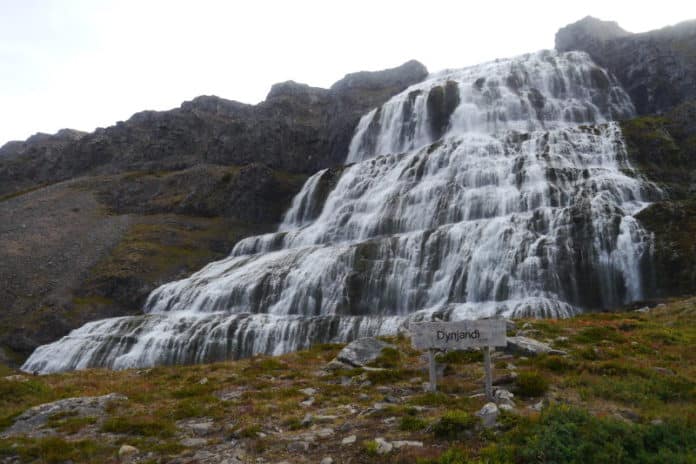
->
22, 50, 660, 374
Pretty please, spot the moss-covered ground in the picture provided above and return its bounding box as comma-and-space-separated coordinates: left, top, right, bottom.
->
0, 298, 694, 463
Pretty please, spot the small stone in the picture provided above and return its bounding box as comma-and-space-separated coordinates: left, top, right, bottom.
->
358, 394, 370, 401
636, 306, 650, 313
650, 419, 664, 426
180, 437, 208, 447
320, 458, 334, 464
301, 414, 313, 427
392, 440, 423, 449
374, 437, 393, 454
299, 388, 317, 396
477, 402, 499, 428
382, 416, 397, 425
499, 403, 515, 412
652, 367, 675, 376
529, 400, 544, 412
300, 398, 315, 408
342, 435, 357, 445
493, 388, 515, 402
384, 395, 400, 404
199, 377, 209, 385
118, 444, 138, 460
287, 441, 310, 453
189, 420, 215, 436
316, 427, 334, 438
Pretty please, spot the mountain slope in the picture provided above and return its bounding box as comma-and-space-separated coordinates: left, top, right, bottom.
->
0, 61, 428, 364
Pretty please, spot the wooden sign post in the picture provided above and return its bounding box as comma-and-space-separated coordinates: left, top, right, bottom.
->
411, 320, 507, 399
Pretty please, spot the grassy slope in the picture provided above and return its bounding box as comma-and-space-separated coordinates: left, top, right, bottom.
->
0, 298, 694, 464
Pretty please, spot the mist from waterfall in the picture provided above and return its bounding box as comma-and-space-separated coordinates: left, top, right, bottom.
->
23, 50, 660, 374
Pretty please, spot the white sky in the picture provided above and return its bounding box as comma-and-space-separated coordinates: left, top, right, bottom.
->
1, 0, 695, 145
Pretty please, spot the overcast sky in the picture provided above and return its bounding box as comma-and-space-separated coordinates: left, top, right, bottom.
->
1, 0, 695, 145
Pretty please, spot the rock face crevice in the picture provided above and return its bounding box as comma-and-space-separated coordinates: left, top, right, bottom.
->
555, 16, 696, 115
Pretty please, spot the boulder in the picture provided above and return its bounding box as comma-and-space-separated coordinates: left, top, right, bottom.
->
333, 337, 394, 368
118, 444, 138, 461
505, 336, 567, 357
477, 402, 500, 429
374, 437, 393, 454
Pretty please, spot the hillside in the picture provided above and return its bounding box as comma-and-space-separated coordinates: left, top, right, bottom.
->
1, 299, 694, 463
0, 61, 428, 364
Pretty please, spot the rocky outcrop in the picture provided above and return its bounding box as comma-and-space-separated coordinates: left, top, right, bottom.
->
1, 393, 127, 437
332, 337, 394, 368
0, 60, 427, 198
621, 102, 696, 298
556, 16, 696, 115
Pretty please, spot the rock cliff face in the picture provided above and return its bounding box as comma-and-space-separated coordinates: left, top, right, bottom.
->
0, 60, 427, 198
0, 61, 427, 364
556, 16, 696, 115
556, 17, 696, 302
622, 102, 696, 297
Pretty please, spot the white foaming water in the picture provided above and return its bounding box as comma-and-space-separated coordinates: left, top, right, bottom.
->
23, 50, 660, 373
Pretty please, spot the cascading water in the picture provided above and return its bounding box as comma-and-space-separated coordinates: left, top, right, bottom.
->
23, 50, 660, 374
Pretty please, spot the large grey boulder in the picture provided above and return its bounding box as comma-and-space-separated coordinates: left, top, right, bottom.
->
505, 336, 567, 357
333, 337, 394, 368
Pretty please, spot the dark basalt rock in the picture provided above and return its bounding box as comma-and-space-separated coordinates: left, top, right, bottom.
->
555, 16, 696, 115
0, 60, 428, 198
426, 80, 460, 140
622, 101, 696, 298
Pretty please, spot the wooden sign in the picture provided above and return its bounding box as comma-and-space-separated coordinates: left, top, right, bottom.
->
411, 320, 507, 350
411, 319, 507, 397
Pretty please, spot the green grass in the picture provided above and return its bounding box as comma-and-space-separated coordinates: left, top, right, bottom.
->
400, 414, 429, 431
101, 414, 175, 437
0, 436, 112, 464
484, 405, 696, 464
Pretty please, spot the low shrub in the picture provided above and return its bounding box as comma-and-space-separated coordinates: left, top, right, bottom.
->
432, 410, 478, 440
514, 371, 549, 397
512, 406, 696, 463
400, 415, 428, 431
